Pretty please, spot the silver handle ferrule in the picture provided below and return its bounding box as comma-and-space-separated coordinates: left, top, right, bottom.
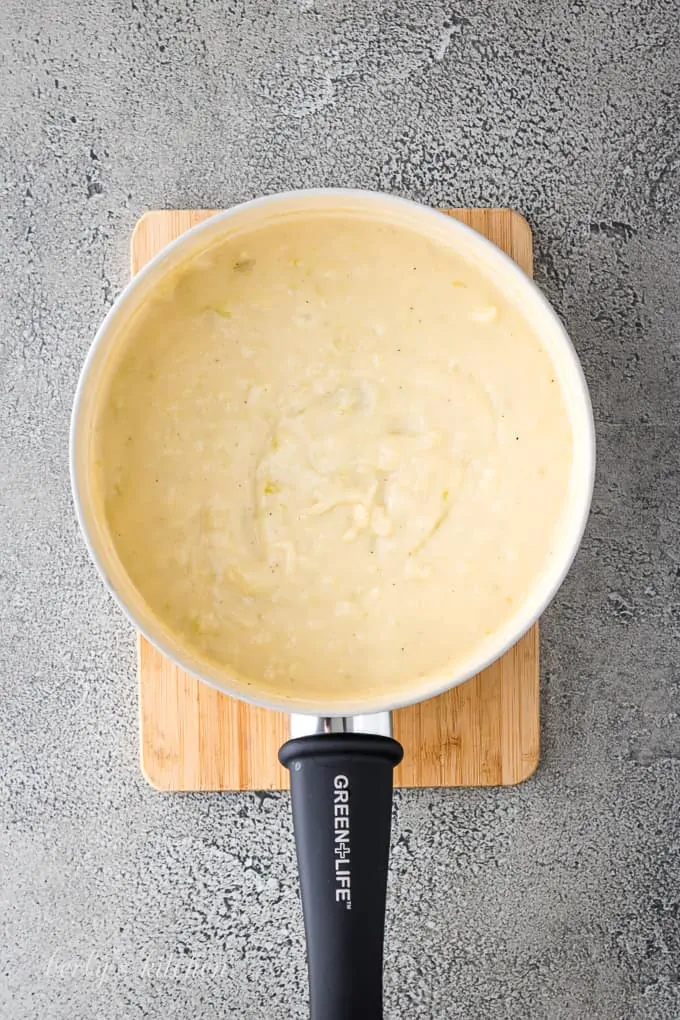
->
289, 712, 393, 739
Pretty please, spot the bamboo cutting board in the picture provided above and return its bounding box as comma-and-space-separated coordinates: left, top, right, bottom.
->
133, 207, 538, 791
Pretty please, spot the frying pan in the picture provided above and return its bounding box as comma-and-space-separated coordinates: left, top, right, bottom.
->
70, 190, 595, 1020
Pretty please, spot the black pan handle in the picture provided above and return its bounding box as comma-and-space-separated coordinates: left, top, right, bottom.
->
279, 732, 403, 1020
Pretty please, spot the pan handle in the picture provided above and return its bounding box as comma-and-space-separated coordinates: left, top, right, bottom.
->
279, 729, 403, 1020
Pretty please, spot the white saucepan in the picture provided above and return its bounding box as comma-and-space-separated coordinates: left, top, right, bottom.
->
70, 190, 595, 1020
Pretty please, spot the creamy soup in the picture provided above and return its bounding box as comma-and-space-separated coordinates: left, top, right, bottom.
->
93, 211, 573, 703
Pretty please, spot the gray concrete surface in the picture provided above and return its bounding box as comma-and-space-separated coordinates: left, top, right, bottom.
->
1, 1, 679, 1017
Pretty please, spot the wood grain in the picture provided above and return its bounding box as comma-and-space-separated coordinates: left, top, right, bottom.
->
134, 207, 539, 791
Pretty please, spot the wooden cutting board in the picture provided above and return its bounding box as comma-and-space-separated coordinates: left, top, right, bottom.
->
133, 207, 538, 791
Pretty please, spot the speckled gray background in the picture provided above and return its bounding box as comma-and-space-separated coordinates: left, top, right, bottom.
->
1, 1, 679, 1017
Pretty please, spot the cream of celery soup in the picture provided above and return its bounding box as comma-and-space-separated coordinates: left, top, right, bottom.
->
93, 211, 573, 701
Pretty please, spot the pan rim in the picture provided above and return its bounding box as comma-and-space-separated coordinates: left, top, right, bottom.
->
70, 189, 595, 717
